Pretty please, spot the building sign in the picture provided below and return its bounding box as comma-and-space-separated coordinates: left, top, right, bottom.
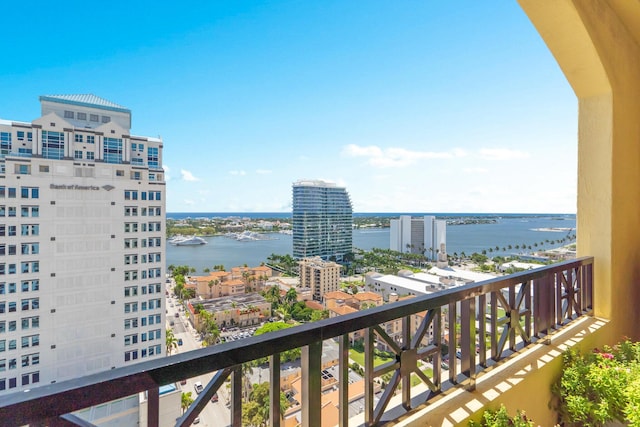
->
50, 184, 100, 191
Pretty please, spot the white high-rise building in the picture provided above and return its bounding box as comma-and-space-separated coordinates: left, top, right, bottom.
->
0, 94, 165, 395
390, 215, 446, 261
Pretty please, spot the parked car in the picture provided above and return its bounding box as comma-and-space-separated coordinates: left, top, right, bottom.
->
178, 338, 183, 346
193, 416, 200, 424
169, 320, 175, 326
194, 381, 203, 394
211, 392, 219, 403
175, 312, 179, 318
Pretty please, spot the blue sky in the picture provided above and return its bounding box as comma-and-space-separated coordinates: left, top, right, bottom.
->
0, 1, 577, 213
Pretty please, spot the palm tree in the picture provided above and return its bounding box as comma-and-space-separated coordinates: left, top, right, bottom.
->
181, 392, 194, 414
166, 329, 178, 356
285, 288, 298, 305
241, 363, 254, 401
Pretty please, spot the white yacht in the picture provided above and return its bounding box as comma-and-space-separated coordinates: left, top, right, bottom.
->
171, 235, 207, 246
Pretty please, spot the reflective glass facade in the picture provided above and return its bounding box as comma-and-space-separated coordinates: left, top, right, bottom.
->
292, 180, 353, 261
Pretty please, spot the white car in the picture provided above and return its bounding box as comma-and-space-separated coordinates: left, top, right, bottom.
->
194, 381, 203, 394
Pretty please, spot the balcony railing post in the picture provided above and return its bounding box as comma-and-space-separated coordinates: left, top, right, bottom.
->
269, 353, 281, 427
301, 341, 321, 427
147, 386, 159, 427
339, 334, 349, 427
478, 294, 487, 367
448, 302, 457, 383
364, 327, 375, 425
402, 315, 411, 409
460, 297, 476, 390
231, 365, 242, 427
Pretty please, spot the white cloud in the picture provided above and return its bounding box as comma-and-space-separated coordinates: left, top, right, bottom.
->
183, 199, 195, 206
463, 167, 489, 174
162, 165, 171, 181
341, 144, 466, 168
256, 169, 272, 175
229, 170, 247, 176
479, 148, 530, 161
180, 169, 200, 181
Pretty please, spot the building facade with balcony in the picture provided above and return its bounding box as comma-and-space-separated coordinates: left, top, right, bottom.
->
292, 179, 353, 261
0, 94, 165, 395
298, 256, 342, 300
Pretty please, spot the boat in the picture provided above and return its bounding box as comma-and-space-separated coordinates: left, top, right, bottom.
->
171, 235, 207, 246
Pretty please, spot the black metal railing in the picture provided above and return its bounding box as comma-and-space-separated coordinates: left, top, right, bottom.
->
0, 257, 593, 427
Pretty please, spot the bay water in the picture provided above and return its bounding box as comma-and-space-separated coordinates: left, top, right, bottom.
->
166, 214, 575, 273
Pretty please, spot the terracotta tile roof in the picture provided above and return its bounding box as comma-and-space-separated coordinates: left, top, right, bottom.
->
323, 290, 352, 300
305, 300, 323, 311
353, 291, 383, 301
330, 305, 358, 316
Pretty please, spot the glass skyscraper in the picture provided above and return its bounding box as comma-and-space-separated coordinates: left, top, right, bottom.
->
292, 180, 353, 261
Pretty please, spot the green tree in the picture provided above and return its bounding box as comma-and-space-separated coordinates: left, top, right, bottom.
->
166, 328, 178, 356
284, 288, 298, 305
241, 382, 290, 427
181, 391, 194, 414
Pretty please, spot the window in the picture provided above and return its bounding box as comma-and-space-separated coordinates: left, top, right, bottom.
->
17, 148, 32, 157
74, 150, 83, 159
124, 318, 138, 329
16, 131, 24, 141
21, 317, 38, 330
86, 135, 95, 144
102, 116, 111, 123
21, 298, 38, 311
8, 207, 15, 217
124, 239, 138, 249
103, 137, 122, 163
124, 190, 138, 201
0, 133, 11, 157
124, 302, 138, 313
148, 147, 159, 169
124, 286, 138, 297
41, 130, 64, 160
124, 350, 138, 362
86, 152, 95, 160
124, 223, 138, 233
64, 111, 74, 119
89, 114, 99, 122
74, 134, 83, 143
124, 334, 138, 346
21, 243, 38, 255
15, 164, 30, 175
77, 112, 87, 121
21, 225, 39, 236
39, 165, 49, 173
21, 335, 38, 348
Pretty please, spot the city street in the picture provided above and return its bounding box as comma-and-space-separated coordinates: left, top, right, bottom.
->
167, 282, 231, 427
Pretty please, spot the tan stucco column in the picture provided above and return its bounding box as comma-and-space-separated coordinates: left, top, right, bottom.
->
519, 0, 640, 340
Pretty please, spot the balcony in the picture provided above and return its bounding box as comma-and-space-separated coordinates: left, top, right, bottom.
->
0, 258, 594, 426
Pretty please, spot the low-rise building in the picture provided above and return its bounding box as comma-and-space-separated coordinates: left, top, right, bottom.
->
186, 265, 273, 297
187, 293, 271, 329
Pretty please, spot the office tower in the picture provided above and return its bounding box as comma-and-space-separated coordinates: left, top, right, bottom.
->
390, 215, 446, 261
292, 180, 353, 261
0, 94, 165, 394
